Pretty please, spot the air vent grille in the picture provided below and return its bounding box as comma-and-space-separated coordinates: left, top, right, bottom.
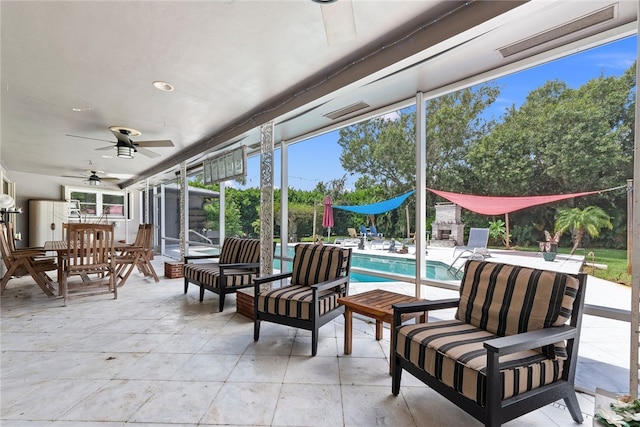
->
324, 101, 370, 120
498, 4, 616, 58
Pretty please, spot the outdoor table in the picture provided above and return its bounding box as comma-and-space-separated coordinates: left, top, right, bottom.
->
338, 288, 427, 373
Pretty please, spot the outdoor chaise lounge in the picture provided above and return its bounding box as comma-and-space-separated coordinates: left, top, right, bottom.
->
392, 259, 587, 427
183, 237, 261, 312
452, 227, 490, 258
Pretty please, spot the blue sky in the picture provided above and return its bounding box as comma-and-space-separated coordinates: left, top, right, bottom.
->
240, 35, 637, 192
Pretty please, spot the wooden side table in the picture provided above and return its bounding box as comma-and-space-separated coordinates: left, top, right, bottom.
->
338, 289, 426, 373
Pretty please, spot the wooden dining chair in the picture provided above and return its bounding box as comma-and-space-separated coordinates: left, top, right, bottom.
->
60, 223, 116, 306
0, 223, 57, 296
114, 224, 158, 287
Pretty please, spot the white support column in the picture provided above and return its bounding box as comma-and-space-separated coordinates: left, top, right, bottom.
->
630, 13, 640, 397
179, 161, 188, 262
260, 121, 275, 284
415, 92, 426, 299
219, 181, 226, 244
280, 140, 289, 259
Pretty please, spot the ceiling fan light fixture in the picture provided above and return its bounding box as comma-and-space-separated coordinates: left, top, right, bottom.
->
117, 145, 135, 159
88, 172, 101, 186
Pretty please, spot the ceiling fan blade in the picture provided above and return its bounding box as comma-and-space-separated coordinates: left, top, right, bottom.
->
65, 134, 113, 143
62, 175, 87, 179
101, 177, 121, 182
110, 129, 131, 144
135, 139, 174, 148
135, 146, 161, 158
95, 145, 115, 151
320, 0, 356, 46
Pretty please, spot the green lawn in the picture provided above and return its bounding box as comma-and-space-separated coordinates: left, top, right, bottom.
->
510, 246, 631, 286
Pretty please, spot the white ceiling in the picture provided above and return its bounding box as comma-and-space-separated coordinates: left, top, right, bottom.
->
1, 1, 636, 189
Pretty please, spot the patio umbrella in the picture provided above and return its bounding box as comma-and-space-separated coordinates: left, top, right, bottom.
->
322, 195, 334, 241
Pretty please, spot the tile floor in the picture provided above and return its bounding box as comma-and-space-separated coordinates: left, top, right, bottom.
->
1, 255, 624, 426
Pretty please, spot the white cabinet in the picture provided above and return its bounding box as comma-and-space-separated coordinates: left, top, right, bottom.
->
29, 200, 69, 246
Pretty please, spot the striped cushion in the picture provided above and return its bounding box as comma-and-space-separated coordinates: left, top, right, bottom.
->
396, 319, 564, 406
455, 261, 579, 359
290, 244, 349, 286
183, 262, 257, 289
219, 237, 261, 264
256, 284, 344, 320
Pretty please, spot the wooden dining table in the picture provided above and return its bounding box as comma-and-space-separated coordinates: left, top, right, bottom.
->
44, 240, 130, 289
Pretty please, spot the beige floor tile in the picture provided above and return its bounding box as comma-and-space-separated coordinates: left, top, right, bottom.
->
284, 355, 341, 384
272, 383, 343, 426
172, 353, 241, 382
129, 380, 222, 424
200, 382, 281, 425
227, 354, 290, 383
342, 384, 415, 427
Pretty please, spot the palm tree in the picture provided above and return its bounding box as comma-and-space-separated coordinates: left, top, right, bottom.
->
554, 206, 613, 255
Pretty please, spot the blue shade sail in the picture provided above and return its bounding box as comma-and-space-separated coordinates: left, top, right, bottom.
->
333, 190, 415, 214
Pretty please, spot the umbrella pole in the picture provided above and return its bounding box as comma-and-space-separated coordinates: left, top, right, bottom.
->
312, 202, 317, 243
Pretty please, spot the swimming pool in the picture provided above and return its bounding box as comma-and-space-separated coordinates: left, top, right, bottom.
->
186, 244, 461, 282
274, 245, 461, 282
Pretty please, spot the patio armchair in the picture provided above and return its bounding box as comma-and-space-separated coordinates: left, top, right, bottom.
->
183, 237, 265, 312
254, 244, 352, 356
391, 260, 587, 427
0, 223, 57, 296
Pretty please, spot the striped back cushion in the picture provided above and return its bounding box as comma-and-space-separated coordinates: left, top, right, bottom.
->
219, 237, 261, 264
291, 244, 348, 286
455, 261, 579, 358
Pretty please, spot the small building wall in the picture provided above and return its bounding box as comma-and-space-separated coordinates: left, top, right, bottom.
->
430, 203, 464, 247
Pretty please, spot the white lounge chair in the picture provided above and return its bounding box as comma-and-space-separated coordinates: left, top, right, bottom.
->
453, 227, 490, 258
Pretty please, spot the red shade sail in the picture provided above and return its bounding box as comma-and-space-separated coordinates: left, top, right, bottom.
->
427, 188, 603, 216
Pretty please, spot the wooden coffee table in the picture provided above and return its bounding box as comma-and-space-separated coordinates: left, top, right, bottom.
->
338, 289, 426, 371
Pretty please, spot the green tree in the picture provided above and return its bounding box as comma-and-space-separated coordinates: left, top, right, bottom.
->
554, 206, 613, 255
469, 65, 635, 197
337, 84, 499, 237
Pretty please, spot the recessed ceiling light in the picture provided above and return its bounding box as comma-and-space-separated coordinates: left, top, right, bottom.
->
152, 81, 174, 92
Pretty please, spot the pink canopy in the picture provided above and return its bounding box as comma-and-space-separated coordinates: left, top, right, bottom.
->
322, 196, 334, 239
427, 188, 602, 215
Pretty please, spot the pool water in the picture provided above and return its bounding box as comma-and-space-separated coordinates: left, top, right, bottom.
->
188, 245, 461, 282
275, 245, 461, 282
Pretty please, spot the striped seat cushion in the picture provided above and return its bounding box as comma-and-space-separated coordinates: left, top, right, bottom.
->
183, 262, 257, 289
218, 237, 261, 264
256, 284, 344, 320
290, 244, 349, 286
455, 261, 579, 359
396, 319, 565, 406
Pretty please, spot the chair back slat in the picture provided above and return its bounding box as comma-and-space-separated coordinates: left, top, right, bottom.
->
65, 223, 115, 271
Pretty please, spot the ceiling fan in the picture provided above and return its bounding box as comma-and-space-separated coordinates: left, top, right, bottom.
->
313, 0, 356, 45
62, 170, 120, 186
66, 126, 174, 159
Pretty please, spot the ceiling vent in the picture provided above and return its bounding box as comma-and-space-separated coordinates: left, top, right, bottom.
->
498, 4, 616, 58
324, 101, 370, 120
